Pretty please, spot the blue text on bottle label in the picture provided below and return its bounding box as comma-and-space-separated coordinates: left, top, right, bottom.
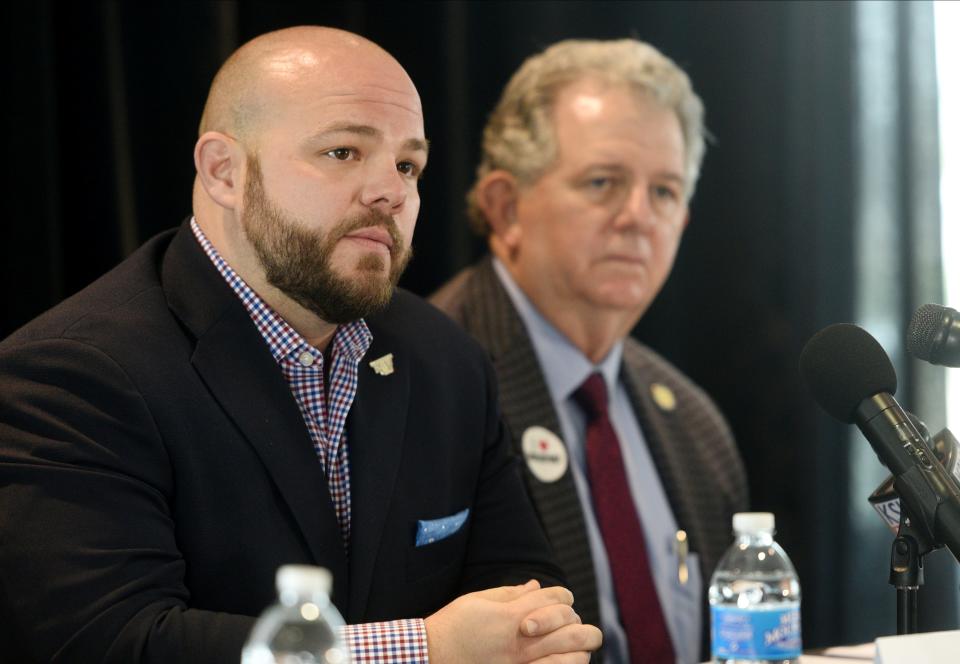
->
711, 605, 801, 659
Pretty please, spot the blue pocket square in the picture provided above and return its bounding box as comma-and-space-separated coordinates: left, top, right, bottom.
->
415, 508, 469, 547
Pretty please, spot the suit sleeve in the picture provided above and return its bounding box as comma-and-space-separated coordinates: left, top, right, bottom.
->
0, 338, 253, 664
456, 353, 566, 592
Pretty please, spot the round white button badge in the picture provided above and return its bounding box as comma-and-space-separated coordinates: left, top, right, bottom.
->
521, 426, 569, 483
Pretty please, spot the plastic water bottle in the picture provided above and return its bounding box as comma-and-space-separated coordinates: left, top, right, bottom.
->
709, 512, 802, 663
241, 565, 350, 664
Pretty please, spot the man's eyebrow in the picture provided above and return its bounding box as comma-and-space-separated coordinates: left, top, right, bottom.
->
313, 122, 382, 139
657, 172, 686, 185
311, 123, 429, 155
404, 137, 430, 155
580, 163, 685, 182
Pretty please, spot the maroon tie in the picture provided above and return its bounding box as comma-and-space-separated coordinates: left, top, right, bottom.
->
574, 372, 675, 664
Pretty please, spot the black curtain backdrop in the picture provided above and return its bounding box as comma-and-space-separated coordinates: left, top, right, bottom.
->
2, 0, 955, 650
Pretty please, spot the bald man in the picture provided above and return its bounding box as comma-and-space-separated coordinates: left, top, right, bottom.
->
0, 27, 600, 664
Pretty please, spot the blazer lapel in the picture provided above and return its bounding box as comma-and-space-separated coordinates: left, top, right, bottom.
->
343, 315, 410, 622
456, 259, 601, 632
161, 224, 349, 600
620, 343, 700, 554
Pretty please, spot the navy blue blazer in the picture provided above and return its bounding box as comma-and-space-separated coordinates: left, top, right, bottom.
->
0, 223, 561, 663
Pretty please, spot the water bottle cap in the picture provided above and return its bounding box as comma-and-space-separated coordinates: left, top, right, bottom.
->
275, 565, 333, 596
732, 512, 775, 534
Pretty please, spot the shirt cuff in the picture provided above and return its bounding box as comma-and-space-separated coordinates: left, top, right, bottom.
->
342, 618, 429, 663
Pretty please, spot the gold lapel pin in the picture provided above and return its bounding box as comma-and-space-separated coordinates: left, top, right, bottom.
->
650, 382, 677, 412
369, 353, 395, 376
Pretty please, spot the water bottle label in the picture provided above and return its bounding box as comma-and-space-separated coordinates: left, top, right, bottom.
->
711, 605, 801, 659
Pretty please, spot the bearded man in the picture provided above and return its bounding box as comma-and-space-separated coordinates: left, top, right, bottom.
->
0, 26, 600, 664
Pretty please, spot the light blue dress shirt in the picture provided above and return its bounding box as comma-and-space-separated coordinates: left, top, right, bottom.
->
492, 259, 702, 664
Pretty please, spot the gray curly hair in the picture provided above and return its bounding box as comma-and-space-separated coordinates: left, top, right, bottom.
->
467, 38, 707, 235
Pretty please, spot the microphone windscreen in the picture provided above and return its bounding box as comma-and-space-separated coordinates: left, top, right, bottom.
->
799, 323, 898, 423
907, 303, 952, 362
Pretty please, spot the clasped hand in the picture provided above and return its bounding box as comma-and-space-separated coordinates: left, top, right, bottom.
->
425, 579, 602, 663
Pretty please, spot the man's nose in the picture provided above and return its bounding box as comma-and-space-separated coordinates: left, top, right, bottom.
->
614, 184, 655, 230
360, 162, 407, 213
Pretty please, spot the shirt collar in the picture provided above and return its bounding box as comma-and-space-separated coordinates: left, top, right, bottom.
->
491, 257, 623, 402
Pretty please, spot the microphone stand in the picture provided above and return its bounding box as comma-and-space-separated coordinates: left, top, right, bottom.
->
889, 507, 937, 634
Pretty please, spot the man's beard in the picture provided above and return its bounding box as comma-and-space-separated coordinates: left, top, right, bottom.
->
241, 156, 412, 324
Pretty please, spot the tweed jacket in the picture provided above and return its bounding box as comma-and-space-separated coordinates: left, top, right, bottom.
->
431, 256, 748, 660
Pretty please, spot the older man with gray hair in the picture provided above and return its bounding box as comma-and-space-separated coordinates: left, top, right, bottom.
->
432, 38, 748, 663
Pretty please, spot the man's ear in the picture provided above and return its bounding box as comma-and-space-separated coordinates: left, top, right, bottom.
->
475, 170, 522, 250
194, 131, 244, 210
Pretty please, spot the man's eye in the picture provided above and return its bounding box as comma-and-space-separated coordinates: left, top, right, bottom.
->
588, 177, 612, 190
397, 161, 422, 178
325, 148, 355, 161
653, 184, 680, 201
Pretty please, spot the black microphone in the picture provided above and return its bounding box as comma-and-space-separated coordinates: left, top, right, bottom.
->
907, 304, 960, 367
870, 424, 960, 534
799, 323, 960, 562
